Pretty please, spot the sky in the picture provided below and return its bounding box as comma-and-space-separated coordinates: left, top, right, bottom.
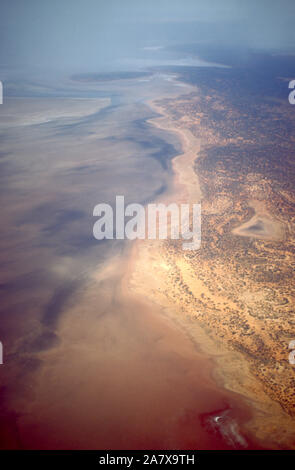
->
1, 0, 295, 71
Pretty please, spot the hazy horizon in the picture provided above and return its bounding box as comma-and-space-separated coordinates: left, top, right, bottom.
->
1, 0, 295, 73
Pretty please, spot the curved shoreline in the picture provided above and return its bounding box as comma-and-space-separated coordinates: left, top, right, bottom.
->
121, 78, 265, 448
124, 75, 295, 449
146, 98, 202, 205
11, 73, 294, 449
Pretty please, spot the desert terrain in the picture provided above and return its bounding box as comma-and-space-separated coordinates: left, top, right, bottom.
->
128, 72, 295, 448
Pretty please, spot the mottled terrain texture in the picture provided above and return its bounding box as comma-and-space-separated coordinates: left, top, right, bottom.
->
156, 51, 295, 421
